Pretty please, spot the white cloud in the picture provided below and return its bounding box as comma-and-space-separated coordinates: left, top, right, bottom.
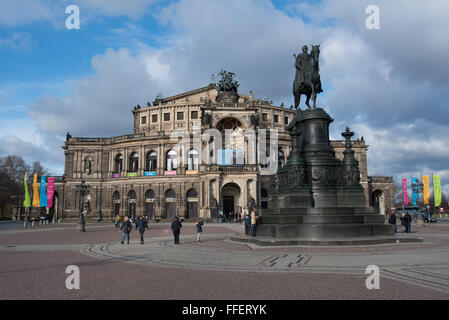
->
10, 0, 449, 184
0, 32, 32, 51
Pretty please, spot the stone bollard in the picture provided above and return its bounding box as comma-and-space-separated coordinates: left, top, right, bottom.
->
31, 221, 35, 227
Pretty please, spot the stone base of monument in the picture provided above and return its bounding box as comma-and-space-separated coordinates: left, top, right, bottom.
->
256, 107, 411, 245
230, 234, 423, 247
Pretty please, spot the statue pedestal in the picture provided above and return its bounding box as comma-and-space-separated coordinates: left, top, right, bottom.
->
257, 108, 397, 242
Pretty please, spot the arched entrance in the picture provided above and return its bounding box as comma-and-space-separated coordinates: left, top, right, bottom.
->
145, 189, 156, 220
186, 189, 198, 219
165, 189, 176, 219
221, 183, 241, 220
112, 191, 120, 217
372, 190, 385, 216
128, 190, 136, 219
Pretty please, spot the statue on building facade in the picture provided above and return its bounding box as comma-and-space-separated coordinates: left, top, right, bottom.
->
218, 70, 239, 92
293, 45, 323, 109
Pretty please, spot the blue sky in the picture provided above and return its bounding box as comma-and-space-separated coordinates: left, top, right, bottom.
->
1, 0, 449, 199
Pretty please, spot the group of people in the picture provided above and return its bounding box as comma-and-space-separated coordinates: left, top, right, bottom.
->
388, 211, 413, 233
115, 215, 204, 245
119, 215, 149, 244
218, 211, 242, 223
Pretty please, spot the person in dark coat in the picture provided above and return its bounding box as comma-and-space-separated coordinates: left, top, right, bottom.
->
136, 215, 149, 244
171, 217, 182, 244
195, 219, 204, 243
388, 212, 397, 233
244, 213, 251, 236
405, 211, 412, 233
400, 213, 406, 232
120, 216, 132, 244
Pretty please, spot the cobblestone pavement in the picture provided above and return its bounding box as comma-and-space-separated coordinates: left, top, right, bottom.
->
1, 222, 449, 299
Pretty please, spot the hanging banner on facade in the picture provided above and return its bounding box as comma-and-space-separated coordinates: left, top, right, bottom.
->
47, 177, 55, 208
402, 179, 408, 206
23, 172, 31, 208
433, 175, 442, 207
411, 177, 419, 206
32, 174, 40, 207
40, 176, 47, 207
422, 176, 430, 205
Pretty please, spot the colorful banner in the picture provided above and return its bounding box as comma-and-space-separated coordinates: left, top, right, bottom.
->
422, 176, 430, 205
402, 179, 409, 206
40, 176, 47, 207
411, 177, 419, 206
23, 172, 30, 208
144, 171, 156, 176
433, 175, 442, 207
32, 174, 40, 207
47, 177, 54, 208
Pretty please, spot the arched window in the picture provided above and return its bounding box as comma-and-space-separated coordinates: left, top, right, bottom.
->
127, 190, 137, 219
166, 150, 178, 171
186, 188, 198, 219
129, 152, 138, 172
114, 154, 123, 173
112, 191, 120, 217
187, 149, 199, 171
146, 151, 157, 171
165, 189, 176, 219
145, 189, 156, 220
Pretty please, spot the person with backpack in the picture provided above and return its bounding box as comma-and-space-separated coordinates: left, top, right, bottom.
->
120, 216, 132, 244
195, 219, 204, 243
171, 216, 182, 244
250, 207, 258, 237
136, 215, 149, 244
115, 215, 121, 229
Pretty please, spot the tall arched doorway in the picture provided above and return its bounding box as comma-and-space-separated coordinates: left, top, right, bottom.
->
221, 182, 241, 219
112, 191, 120, 217
372, 190, 385, 216
165, 189, 176, 219
186, 189, 198, 219
145, 189, 156, 220
128, 190, 137, 219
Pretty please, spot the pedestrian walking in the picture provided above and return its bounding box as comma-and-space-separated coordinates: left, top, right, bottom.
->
229, 212, 234, 224
136, 215, 149, 244
388, 212, 397, 233
250, 207, 258, 237
238, 212, 242, 224
400, 213, 406, 232
405, 211, 412, 233
244, 213, 250, 236
171, 216, 182, 244
115, 215, 121, 229
120, 216, 132, 244
195, 219, 204, 243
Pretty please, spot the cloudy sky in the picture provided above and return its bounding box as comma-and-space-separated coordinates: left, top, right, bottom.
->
1, 0, 448, 198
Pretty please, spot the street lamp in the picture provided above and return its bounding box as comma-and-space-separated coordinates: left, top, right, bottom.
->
411, 179, 425, 226
75, 180, 90, 232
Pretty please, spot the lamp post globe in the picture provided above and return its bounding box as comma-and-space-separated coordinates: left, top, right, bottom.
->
76, 180, 90, 232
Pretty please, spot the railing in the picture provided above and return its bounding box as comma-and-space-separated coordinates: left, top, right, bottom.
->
219, 165, 257, 173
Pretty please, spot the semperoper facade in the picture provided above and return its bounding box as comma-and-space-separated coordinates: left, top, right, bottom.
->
54, 74, 394, 221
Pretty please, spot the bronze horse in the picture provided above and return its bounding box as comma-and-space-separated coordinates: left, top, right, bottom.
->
293, 45, 323, 109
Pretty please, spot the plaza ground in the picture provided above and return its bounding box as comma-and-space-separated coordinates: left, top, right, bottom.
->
1, 221, 449, 300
